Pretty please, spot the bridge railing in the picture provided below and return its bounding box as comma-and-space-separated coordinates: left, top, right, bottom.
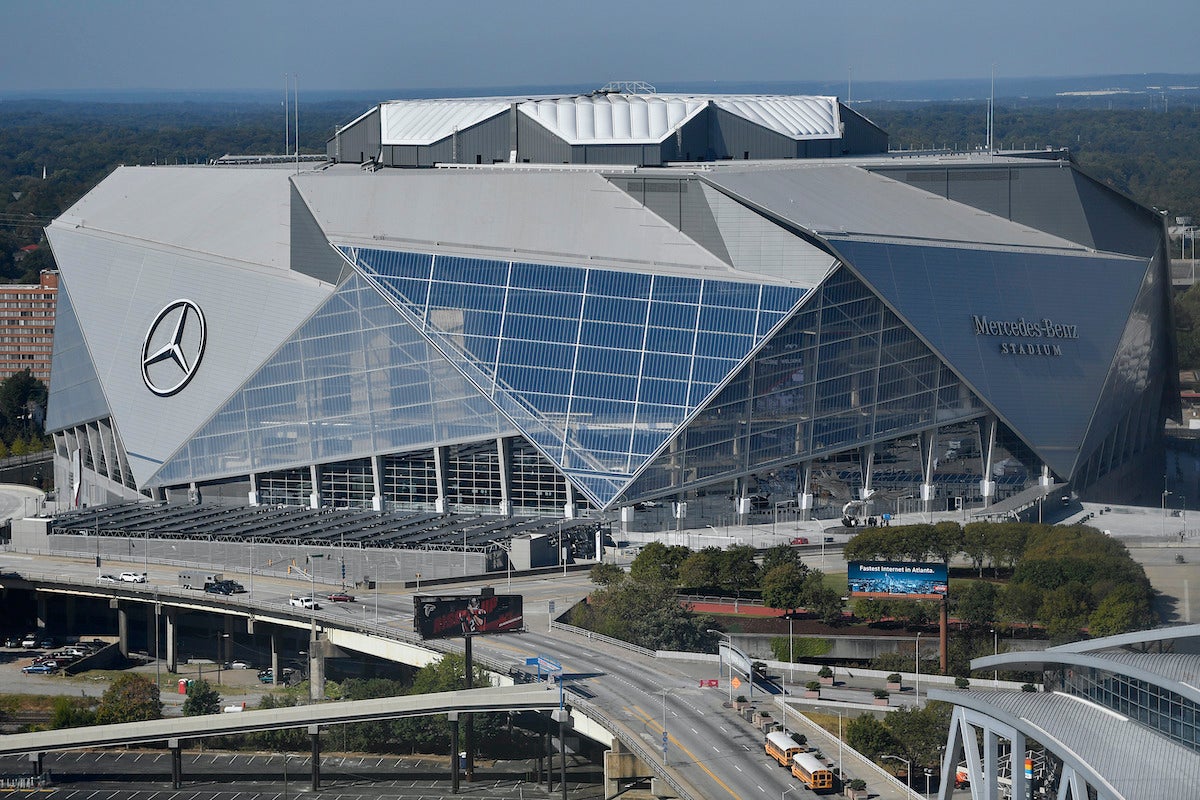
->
549, 620, 655, 659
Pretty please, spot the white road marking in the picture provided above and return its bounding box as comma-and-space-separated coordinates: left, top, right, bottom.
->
734, 764, 743, 772
757, 784, 766, 792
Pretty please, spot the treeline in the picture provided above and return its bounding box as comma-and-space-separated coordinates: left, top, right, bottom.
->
845, 522, 1156, 641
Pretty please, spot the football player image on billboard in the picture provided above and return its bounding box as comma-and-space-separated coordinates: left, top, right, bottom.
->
414, 593, 524, 639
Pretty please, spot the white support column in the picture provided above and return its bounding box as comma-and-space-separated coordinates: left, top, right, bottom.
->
920, 429, 938, 515
309, 464, 321, 509
248, 472, 260, 506
859, 445, 875, 500
496, 438, 513, 517
983, 728, 1000, 800
563, 478, 577, 520
797, 461, 813, 521
433, 446, 449, 513
1039, 463, 1052, 488
370, 455, 384, 512
979, 416, 997, 507
1008, 731, 1026, 800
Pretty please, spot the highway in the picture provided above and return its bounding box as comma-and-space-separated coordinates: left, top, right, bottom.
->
4, 552, 843, 800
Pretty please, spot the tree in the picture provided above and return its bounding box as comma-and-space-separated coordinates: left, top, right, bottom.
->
182, 678, 222, 716
962, 523, 989, 577
761, 543, 804, 573
0, 369, 47, 437
761, 563, 807, 612
954, 581, 999, 629
49, 696, 96, 729
678, 547, 724, 591
846, 713, 897, 758
629, 542, 690, 585
1038, 582, 1093, 643
1000, 582, 1043, 632
95, 674, 162, 724
589, 562, 625, 587
885, 702, 954, 770
1088, 583, 1154, 636
718, 544, 760, 600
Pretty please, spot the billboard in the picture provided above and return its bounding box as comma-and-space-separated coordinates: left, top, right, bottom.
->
414, 593, 524, 639
847, 561, 948, 600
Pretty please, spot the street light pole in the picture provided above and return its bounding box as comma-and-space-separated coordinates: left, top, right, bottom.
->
882, 754, 912, 797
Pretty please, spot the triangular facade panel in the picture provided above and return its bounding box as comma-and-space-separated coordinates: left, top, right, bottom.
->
827, 238, 1147, 478
343, 245, 808, 508
46, 281, 111, 431
621, 266, 989, 502
150, 274, 514, 487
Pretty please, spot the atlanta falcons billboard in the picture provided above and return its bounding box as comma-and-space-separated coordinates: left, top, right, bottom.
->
414, 593, 524, 639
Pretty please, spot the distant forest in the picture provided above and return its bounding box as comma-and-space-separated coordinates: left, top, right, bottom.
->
2, 96, 1199, 358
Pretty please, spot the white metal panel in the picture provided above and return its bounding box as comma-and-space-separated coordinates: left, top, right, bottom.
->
380, 99, 510, 145
520, 95, 708, 145
714, 96, 841, 140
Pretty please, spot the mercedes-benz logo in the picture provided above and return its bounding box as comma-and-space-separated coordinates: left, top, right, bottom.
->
141, 299, 207, 397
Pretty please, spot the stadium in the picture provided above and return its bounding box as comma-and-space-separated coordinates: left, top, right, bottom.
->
44, 88, 1177, 531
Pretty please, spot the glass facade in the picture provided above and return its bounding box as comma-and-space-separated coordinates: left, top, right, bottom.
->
344, 246, 807, 507
626, 267, 987, 499
1053, 665, 1200, 753
151, 274, 514, 487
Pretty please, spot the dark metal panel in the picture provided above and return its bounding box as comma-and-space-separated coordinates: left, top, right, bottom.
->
829, 238, 1152, 479
1009, 165, 1096, 248
839, 105, 889, 154
515, 113, 570, 164
45, 280, 111, 432
642, 178, 681, 228
1071, 169, 1163, 258
947, 168, 1010, 219
290, 183, 346, 285
678, 178, 732, 264
710, 107, 804, 161
329, 108, 379, 164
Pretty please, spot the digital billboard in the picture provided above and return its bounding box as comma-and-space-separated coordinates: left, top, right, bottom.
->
414, 593, 524, 639
847, 562, 948, 600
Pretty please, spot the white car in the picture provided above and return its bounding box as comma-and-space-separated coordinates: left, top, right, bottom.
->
119, 572, 147, 583
97, 574, 120, 584
289, 596, 319, 610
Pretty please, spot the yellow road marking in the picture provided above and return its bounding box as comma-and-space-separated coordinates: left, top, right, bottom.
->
628, 704, 743, 800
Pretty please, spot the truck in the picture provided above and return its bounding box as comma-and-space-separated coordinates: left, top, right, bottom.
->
179, 571, 224, 590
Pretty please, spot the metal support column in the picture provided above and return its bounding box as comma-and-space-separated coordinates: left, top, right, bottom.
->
270, 632, 280, 686
464, 635, 474, 781
859, 445, 876, 499
448, 711, 460, 794
116, 604, 129, 657
798, 461, 814, 521
168, 739, 182, 789
979, 416, 998, 507
553, 708, 570, 800
309, 725, 321, 790
496, 437, 513, 517
309, 464, 321, 509
920, 428, 938, 516
434, 445, 449, 513
164, 608, 178, 673
371, 454, 384, 512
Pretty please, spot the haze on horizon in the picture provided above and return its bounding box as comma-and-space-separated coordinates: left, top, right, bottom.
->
3, 0, 1200, 96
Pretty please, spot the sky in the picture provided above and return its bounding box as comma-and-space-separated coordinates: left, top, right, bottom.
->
3, 0, 1200, 95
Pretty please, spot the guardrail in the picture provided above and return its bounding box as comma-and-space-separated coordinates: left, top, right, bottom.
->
567, 693, 698, 800
548, 620, 656, 659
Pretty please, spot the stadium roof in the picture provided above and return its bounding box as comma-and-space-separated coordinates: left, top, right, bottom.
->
375, 93, 843, 147
935, 689, 1200, 800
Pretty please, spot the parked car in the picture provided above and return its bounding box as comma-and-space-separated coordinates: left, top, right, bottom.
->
257, 667, 295, 684
119, 572, 147, 583
98, 574, 120, 584
3, 636, 20, 648
20, 634, 38, 648
327, 592, 355, 603
38, 638, 53, 649
227, 660, 252, 670
289, 596, 319, 610
22, 664, 56, 674
31, 658, 58, 669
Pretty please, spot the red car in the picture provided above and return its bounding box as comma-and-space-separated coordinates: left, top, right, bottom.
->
327, 592, 356, 603
790, 536, 810, 545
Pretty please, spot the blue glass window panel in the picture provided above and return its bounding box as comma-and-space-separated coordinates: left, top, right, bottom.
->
461, 311, 502, 339
584, 295, 648, 324
571, 397, 635, 421
574, 372, 638, 402
433, 255, 508, 286
462, 336, 499, 366
576, 346, 641, 375
504, 313, 578, 343
696, 331, 752, 360
652, 276, 701, 304
645, 326, 695, 355
498, 340, 575, 370
589, 270, 651, 299
520, 392, 571, 414
501, 367, 573, 396
511, 261, 586, 293
635, 378, 688, 406
374, 277, 428, 310
428, 282, 505, 312
579, 321, 644, 350
704, 280, 760, 309
761, 284, 805, 313
692, 358, 738, 386
699, 305, 756, 334
642, 352, 691, 382
507, 289, 582, 319
649, 302, 699, 329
